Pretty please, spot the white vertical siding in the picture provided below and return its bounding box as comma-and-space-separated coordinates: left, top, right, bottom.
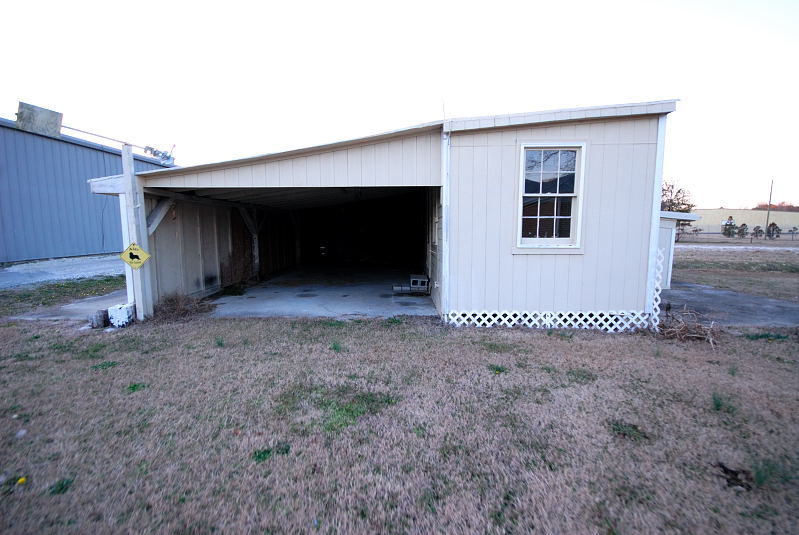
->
658, 219, 676, 289
149, 200, 231, 301
448, 116, 661, 313
144, 131, 442, 189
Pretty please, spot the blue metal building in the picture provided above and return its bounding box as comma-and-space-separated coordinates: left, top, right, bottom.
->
0, 117, 170, 262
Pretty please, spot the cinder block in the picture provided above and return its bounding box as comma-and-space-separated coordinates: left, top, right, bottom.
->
108, 303, 135, 328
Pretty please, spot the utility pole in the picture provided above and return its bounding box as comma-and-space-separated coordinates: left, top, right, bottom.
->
764, 180, 773, 239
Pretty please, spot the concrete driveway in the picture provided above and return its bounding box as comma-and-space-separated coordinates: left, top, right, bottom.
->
661, 281, 799, 327
0, 254, 123, 289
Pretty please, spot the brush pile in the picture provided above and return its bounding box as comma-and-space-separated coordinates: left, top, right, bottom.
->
152, 294, 215, 323
659, 307, 720, 349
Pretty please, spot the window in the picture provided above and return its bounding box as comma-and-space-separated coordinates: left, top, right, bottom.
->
519, 145, 582, 247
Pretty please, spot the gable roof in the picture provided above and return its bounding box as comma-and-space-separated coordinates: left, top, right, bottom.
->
138, 100, 677, 179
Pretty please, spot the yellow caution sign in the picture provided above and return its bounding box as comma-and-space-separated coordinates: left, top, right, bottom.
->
120, 243, 151, 270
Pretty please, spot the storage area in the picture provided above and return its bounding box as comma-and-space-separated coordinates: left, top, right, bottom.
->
147, 186, 442, 317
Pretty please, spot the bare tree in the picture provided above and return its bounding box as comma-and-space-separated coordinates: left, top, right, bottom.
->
661, 181, 696, 242
661, 181, 695, 213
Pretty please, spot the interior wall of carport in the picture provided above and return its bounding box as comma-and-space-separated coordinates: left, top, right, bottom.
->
146, 195, 299, 302
146, 196, 253, 302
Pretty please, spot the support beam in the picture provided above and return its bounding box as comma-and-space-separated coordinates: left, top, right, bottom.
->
122, 145, 154, 320
290, 212, 302, 265
237, 207, 259, 236
146, 198, 175, 236
144, 187, 264, 211
238, 207, 264, 280
88, 174, 124, 194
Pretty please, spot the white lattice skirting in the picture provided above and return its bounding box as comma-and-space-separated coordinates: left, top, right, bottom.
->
444, 250, 665, 333
445, 310, 654, 332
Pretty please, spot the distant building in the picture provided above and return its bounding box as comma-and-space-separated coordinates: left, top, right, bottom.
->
0, 114, 170, 263
693, 209, 799, 232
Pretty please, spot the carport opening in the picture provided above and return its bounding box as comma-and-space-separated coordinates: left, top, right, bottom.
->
213, 186, 440, 317
295, 189, 427, 270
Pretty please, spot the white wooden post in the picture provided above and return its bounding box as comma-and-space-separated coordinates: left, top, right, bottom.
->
118, 194, 135, 303
121, 145, 154, 320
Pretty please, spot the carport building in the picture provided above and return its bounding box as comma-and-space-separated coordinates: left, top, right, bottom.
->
90, 100, 676, 331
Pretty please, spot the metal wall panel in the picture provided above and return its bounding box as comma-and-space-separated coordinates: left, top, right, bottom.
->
0, 121, 168, 262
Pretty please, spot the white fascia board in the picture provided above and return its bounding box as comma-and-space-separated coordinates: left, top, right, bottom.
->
440, 131, 452, 317
448, 100, 678, 133
660, 211, 701, 221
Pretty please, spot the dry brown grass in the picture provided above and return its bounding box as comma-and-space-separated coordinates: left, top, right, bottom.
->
0, 317, 797, 534
673, 245, 799, 302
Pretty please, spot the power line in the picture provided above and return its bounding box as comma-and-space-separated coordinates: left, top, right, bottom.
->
61, 124, 146, 150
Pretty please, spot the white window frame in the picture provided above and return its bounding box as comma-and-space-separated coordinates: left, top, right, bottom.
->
516, 142, 586, 251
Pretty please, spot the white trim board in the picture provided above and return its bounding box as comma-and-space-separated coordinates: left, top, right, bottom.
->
646, 115, 668, 313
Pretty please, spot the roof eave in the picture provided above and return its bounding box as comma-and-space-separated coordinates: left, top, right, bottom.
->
137, 122, 443, 178
137, 99, 678, 179
444, 100, 678, 133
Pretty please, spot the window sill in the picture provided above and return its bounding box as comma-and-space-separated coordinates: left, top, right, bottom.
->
511, 244, 584, 255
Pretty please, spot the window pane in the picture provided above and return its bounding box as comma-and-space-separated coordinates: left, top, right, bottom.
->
525, 150, 543, 173
525, 177, 541, 194
540, 197, 555, 217
522, 197, 539, 217
541, 173, 558, 193
521, 218, 537, 238
525, 150, 542, 193
556, 218, 571, 238
538, 218, 555, 238
542, 150, 559, 172
558, 172, 575, 194
560, 150, 576, 172
557, 197, 572, 217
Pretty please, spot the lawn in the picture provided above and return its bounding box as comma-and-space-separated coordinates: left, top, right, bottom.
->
673, 245, 799, 302
1, 315, 797, 534
0, 275, 126, 318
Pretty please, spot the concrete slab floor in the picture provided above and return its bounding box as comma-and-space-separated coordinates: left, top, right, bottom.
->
211, 268, 438, 320
662, 281, 799, 327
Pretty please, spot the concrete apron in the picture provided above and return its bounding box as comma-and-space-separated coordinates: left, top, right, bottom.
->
211, 269, 437, 320
10, 289, 129, 322
661, 281, 799, 327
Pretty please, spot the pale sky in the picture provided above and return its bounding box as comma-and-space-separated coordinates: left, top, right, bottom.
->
2, 0, 797, 209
